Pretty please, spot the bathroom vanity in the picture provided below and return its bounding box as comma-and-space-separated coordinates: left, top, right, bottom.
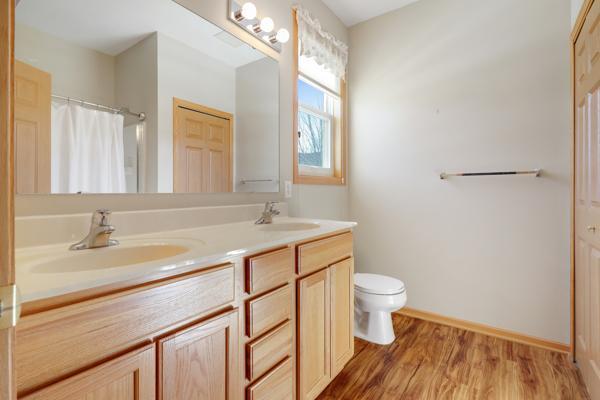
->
14, 217, 355, 400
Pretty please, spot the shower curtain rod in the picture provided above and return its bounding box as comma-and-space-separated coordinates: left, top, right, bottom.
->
52, 94, 146, 121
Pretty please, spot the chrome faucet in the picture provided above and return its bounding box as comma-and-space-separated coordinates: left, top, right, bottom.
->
255, 201, 280, 225
69, 209, 119, 250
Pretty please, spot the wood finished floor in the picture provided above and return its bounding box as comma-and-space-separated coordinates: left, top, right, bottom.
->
317, 314, 590, 400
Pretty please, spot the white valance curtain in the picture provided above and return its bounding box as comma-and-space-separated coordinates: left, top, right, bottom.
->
51, 101, 126, 193
295, 5, 349, 79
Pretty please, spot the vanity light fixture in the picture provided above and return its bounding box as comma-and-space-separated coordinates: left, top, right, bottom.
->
233, 2, 257, 21
259, 17, 274, 33
229, 0, 289, 52
275, 28, 290, 44
251, 17, 274, 34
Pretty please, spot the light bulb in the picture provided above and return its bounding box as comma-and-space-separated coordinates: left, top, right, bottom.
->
260, 17, 274, 33
275, 28, 290, 43
241, 2, 257, 20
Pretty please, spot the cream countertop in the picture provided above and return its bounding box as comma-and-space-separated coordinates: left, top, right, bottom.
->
16, 217, 356, 303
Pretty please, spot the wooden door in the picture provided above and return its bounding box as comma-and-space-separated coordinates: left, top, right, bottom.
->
173, 98, 232, 193
297, 268, 331, 400
14, 60, 51, 194
159, 310, 239, 400
21, 345, 156, 400
0, 0, 16, 398
330, 257, 354, 376
575, 0, 600, 397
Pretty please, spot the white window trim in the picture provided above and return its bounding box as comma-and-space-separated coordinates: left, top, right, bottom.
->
297, 104, 334, 177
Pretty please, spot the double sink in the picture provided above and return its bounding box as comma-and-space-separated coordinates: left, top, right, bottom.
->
21, 222, 320, 274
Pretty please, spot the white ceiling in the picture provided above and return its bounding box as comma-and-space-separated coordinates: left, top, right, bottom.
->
322, 0, 422, 26
16, 0, 265, 68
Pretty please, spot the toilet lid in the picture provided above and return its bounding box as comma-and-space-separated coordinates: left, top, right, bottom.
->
355, 273, 405, 295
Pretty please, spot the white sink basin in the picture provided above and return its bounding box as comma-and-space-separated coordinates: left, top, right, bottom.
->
30, 243, 191, 273
259, 222, 320, 232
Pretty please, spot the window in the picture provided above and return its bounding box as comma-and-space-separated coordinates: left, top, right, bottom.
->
297, 76, 336, 177
293, 8, 347, 185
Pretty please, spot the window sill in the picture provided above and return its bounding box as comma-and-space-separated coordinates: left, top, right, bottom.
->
294, 175, 345, 186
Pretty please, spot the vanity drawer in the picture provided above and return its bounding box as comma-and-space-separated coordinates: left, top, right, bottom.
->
246, 247, 293, 294
297, 232, 353, 275
246, 357, 293, 400
246, 284, 292, 338
246, 321, 293, 381
16, 264, 235, 395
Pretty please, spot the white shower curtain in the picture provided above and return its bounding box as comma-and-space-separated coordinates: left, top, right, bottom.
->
51, 101, 127, 193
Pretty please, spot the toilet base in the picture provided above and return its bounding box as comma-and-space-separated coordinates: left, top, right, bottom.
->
354, 309, 396, 345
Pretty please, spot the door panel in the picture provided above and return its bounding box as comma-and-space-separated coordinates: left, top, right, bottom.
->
330, 257, 354, 376
159, 310, 239, 400
577, 238, 589, 355
21, 345, 155, 400
298, 268, 330, 400
14, 61, 51, 194
575, 1, 600, 396
173, 99, 232, 193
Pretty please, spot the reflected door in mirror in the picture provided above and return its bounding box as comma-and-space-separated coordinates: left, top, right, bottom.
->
174, 99, 232, 193
15, 60, 51, 194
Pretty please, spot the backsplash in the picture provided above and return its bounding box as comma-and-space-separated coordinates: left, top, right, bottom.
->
16, 203, 288, 248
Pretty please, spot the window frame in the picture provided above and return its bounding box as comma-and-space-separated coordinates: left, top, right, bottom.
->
297, 79, 335, 177
292, 9, 347, 186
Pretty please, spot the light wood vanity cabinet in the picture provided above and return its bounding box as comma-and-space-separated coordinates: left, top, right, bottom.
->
159, 310, 239, 400
297, 234, 355, 400
16, 230, 354, 400
331, 257, 354, 375
298, 268, 332, 400
21, 344, 156, 400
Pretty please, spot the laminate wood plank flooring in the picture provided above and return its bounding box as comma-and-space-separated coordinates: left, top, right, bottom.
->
318, 314, 590, 400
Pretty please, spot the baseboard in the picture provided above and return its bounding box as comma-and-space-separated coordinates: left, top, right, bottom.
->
397, 308, 570, 354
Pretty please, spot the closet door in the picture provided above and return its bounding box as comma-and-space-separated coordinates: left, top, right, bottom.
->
575, 1, 600, 397
173, 98, 232, 193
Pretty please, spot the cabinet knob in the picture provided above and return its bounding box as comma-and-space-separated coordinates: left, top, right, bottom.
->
587, 226, 597, 233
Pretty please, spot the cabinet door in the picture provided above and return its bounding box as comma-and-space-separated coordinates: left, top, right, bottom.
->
159, 310, 239, 400
331, 257, 354, 376
21, 345, 155, 400
298, 268, 331, 400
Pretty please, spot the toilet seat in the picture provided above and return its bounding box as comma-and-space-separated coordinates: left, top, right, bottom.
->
355, 273, 405, 296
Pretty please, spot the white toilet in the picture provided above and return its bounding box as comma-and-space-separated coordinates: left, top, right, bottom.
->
354, 273, 407, 345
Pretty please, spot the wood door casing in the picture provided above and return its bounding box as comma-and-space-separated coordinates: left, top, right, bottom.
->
575, 0, 600, 397
330, 257, 354, 376
14, 60, 50, 194
0, 0, 15, 397
21, 345, 156, 400
159, 310, 239, 400
173, 98, 232, 193
297, 268, 331, 400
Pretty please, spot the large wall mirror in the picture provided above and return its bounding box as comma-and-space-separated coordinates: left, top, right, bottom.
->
14, 0, 279, 194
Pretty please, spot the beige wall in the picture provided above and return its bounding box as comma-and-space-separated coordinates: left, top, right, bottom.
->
15, 0, 350, 218
235, 58, 279, 193
115, 34, 159, 192
349, 0, 571, 343
15, 23, 116, 106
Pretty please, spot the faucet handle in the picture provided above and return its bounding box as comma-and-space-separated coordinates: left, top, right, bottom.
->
91, 209, 112, 226
264, 201, 279, 213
